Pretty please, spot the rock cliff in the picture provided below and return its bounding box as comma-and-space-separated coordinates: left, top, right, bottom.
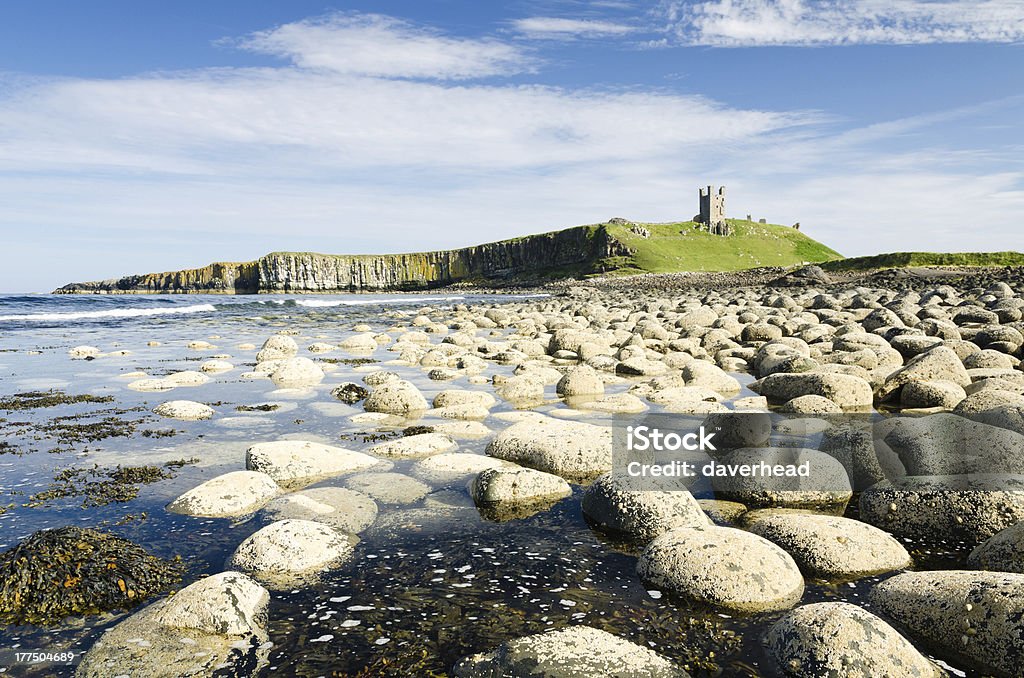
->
55, 225, 631, 294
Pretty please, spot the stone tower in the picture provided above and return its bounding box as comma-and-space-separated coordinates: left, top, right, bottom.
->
697, 185, 730, 236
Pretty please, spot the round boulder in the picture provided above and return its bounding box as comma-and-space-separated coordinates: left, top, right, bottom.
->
582, 473, 707, 542
637, 524, 804, 613
364, 379, 429, 414
765, 602, 941, 678
153, 400, 214, 421
870, 570, 1024, 678
166, 470, 280, 517
228, 519, 357, 589
452, 625, 688, 678
743, 511, 911, 579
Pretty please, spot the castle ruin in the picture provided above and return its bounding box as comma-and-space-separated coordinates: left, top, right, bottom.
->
696, 185, 731, 236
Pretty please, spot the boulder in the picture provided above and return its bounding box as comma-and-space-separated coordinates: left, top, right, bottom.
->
870, 570, 1024, 677
364, 379, 429, 414
256, 335, 298, 363
878, 413, 1024, 475
969, 521, 1024, 573
245, 441, 377, 487
486, 418, 613, 482
582, 473, 707, 542
269, 357, 324, 388
556, 366, 606, 397
682, 361, 741, 394
765, 602, 941, 678
167, 471, 280, 517
637, 525, 804, 613
228, 519, 357, 589
77, 572, 270, 678
153, 400, 214, 421
433, 390, 497, 409
452, 625, 688, 677
743, 511, 911, 579
900, 380, 967, 409
860, 474, 1024, 544
876, 346, 970, 402
711, 448, 852, 511
470, 466, 571, 505
749, 372, 873, 409
779, 395, 842, 414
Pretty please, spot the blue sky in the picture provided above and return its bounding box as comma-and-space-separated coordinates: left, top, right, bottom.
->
1, 1, 1022, 292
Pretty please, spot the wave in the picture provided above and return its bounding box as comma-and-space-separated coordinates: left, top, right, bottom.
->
0, 303, 217, 322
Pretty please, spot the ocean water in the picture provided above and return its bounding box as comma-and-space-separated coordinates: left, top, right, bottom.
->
0, 293, 974, 677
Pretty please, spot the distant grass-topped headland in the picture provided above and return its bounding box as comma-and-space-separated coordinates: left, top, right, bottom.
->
53, 217, 1024, 294
53, 218, 842, 294
821, 251, 1024, 272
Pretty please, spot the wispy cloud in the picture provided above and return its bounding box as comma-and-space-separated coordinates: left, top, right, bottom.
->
0, 10, 1021, 291
512, 16, 638, 39
234, 13, 533, 79
665, 0, 1024, 46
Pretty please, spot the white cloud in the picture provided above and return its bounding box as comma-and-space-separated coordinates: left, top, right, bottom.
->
512, 17, 638, 38
234, 13, 532, 79
666, 0, 1024, 46
0, 11, 1021, 291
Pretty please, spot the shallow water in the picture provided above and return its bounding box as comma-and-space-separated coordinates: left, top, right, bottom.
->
0, 293, 976, 677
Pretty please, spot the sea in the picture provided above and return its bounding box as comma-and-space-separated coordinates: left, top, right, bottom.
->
0, 293, 972, 677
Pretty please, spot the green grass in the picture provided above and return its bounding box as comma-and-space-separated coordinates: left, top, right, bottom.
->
821, 251, 1024, 272
595, 219, 843, 274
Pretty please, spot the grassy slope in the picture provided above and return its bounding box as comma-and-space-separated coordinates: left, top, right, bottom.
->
597, 219, 843, 274
821, 251, 1024, 272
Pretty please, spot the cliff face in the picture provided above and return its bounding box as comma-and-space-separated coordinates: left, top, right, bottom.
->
55, 225, 632, 294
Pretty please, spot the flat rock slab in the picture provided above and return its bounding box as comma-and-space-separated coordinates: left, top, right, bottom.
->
486, 417, 613, 482
228, 519, 357, 589
166, 470, 280, 517
77, 571, 270, 678
344, 472, 431, 505
246, 440, 378, 487
452, 625, 688, 677
743, 511, 911, 579
765, 602, 941, 678
368, 432, 457, 459
870, 570, 1024, 677
411, 452, 511, 486
638, 524, 805, 613
262, 487, 378, 533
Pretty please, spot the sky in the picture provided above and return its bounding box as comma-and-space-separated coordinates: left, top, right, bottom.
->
0, 1, 1022, 292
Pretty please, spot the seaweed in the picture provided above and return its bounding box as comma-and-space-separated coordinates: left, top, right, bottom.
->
0, 390, 114, 411
0, 526, 183, 625
236, 403, 281, 412
317, 357, 380, 366
27, 459, 198, 508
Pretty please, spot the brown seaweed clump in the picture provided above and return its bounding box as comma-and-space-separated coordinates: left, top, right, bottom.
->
0, 526, 183, 625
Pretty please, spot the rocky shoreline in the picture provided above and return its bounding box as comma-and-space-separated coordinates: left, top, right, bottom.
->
5, 270, 1024, 676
